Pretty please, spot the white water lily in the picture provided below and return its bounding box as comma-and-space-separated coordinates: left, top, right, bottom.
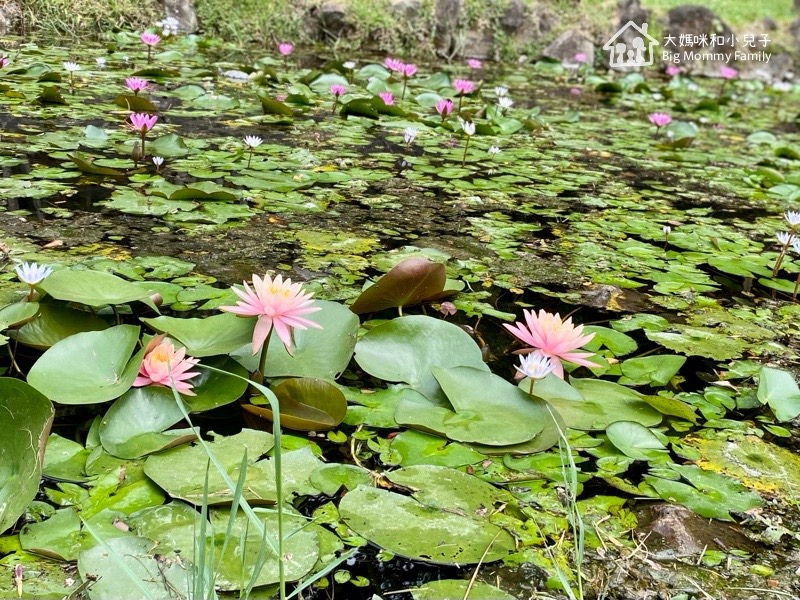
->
152, 156, 164, 167
487, 146, 501, 155
63, 61, 80, 72
498, 96, 514, 109
785, 211, 800, 227
460, 120, 475, 136
494, 86, 508, 97
777, 232, 794, 246
95, 57, 106, 69
243, 135, 263, 149
343, 61, 356, 70
662, 225, 671, 235
515, 354, 555, 380
15, 262, 53, 286
403, 127, 418, 145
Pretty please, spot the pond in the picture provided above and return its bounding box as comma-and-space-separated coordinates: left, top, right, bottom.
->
1, 28, 800, 600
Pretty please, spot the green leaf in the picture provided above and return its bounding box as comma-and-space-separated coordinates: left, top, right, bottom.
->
43, 434, 91, 482
606, 421, 669, 461
339, 484, 514, 564
412, 580, 516, 600
389, 430, 483, 467
757, 366, 800, 422
12, 303, 109, 349
148, 133, 189, 157
354, 316, 489, 405
27, 325, 142, 405
39, 269, 158, 309
583, 326, 638, 356
99, 386, 195, 459
258, 93, 294, 117
309, 464, 372, 495
244, 377, 347, 431
0, 379, 54, 534
142, 312, 254, 357
70, 151, 124, 176
619, 355, 686, 386
113, 94, 158, 112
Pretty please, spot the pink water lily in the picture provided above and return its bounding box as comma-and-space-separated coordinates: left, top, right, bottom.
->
648, 112, 672, 131
401, 63, 416, 77
129, 112, 158, 133
219, 274, 322, 355
133, 335, 201, 396
466, 58, 482, 69
379, 91, 394, 105
719, 65, 738, 80
666, 65, 680, 77
330, 84, 346, 97
0, 56, 9, 68
453, 79, 475, 95
278, 42, 294, 56
574, 52, 587, 63
125, 77, 149, 95
140, 32, 161, 63
435, 98, 453, 120
504, 309, 597, 378
384, 57, 404, 73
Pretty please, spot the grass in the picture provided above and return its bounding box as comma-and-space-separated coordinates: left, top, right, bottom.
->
19, 0, 161, 38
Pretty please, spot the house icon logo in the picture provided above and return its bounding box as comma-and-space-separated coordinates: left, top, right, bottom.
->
603, 21, 659, 68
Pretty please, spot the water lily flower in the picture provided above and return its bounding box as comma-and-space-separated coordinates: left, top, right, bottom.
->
439, 301, 457, 316
15, 262, 53, 286
453, 79, 475, 111
574, 52, 587, 63
219, 273, 322, 356
133, 335, 201, 396
773, 81, 792, 93
129, 113, 158, 160
662, 225, 671, 235
62, 61, 80, 93
95, 57, 106, 69
516, 353, 555, 380
330, 84, 346, 114
0, 56, 9, 68
278, 42, 294, 56
488, 146, 500, 156
460, 119, 475, 166
648, 112, 672, 135
152, 156, 164, 170
467, 58, 482, 69
785, 211, 800, 227
665, 65, 680, 77
343, 61, 356, 70
504, 309, 597, 379
125, 77, 149, 95
140, 32, 161, 63
156, 16, 180, 36
719, 65, 738, 80
777, 232, 794, 246
403, 126, 418, 146
384, 57, 404, 73
379, 91, 394, 105
435, 98, 453, 120
498, 96, 513, 110
494, 86, 508, 97
243, 135, 263, 168
399, 63, 416, 99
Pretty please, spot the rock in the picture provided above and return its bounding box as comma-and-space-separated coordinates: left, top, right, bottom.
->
0, 0, 22, 35
738, 52, 794, 82
163, 0, 197, 33
317, 0, 349, 40
543, 30, 594, 65
661, 5, 736, 76
501, 0, 525, 33
792, 18, 800, 52
433, 0, 461, 58
463, 27, 494, 60
390, 0, 420, 22
617, 0, 648, 25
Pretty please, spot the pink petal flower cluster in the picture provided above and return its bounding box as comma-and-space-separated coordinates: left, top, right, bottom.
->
401, 63, 417, 78
330, 84, 346, 97
467, 58, 482, 69
378, 91, 394, 105
504, 309, 596, 379
133, 335, 201, 396
140, 32, 161, 46
648, 112, 672, 128
129, 113, 158, 133
719, 65, 738, 80
125, 77, 149, 94
219, 274, 323, 354
0, 56, 9, 68
278, 42, 294, 56
665, 65, 681, 77
574, 52, 587, 63
435, 98, 453, 117
384, 57, 405, 72
452, 79, 475, 95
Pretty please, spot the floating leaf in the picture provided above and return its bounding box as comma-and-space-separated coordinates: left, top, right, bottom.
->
412, 580, 516, 600
619, 355, 686, 386
0, 379, 54, 534
39, 270, 158, 310
350, 258, 453, 314
258, 93, 294, 117
27, 325, 142, 405
244, 377, 347, 431
606, 421, 669, 461
113, 94, 158, 112
141, 312, 254, 357
757, 366, 800, 422
13, 303, 109, 349
70, 151, 124, 176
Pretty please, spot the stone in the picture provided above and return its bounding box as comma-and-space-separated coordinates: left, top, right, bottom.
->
317, 0, 349, 40
0, 0, 22, 35
543, 30, 594, 66
662, 5, 736, 76
390, 0, 420, 22
433, 0, 461, 58
462, 27, 494, 60
163, 0, 197, 33
501, 0, 525, 33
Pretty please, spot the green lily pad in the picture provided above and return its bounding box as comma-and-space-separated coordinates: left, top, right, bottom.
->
389, 430, 484, 467
340, 484, 514, 565
757, 366, 800, 422
27, 325, 143, 405
619, 355, 686, 386
606, 421, 669, 462
142, 312, 253, 357
244, 377, 347, 431
12, 303, 109, 349
0, 379, 54, 534
646, 325, 748, 360
69, 151, 124, 176
43, 434, 91, 482
412, 580, 516, 600
354, 316, 489, 405
349, 258, 453, 314
113, 94, 158, 112
39, 270, 158, 310
309, 463, 372, 495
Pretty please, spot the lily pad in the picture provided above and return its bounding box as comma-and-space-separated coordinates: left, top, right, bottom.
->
339, 484, 515, 565
757, 366, 800, 422
350, 258, 453, 314
39, 269, 158, 310
244, 377, 347, 431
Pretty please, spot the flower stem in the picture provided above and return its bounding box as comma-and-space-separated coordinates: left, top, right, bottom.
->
401, 77, 408, 101
529, 378, 535, 396
331, 98, 338, 116
255, 329, 273, 385
247, 149, 253, 169
793, 272, 800, 300
461, 136, 471, 167
147, 46, 152, 64
457, 94, 463, 113
139, 132, 146, 159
